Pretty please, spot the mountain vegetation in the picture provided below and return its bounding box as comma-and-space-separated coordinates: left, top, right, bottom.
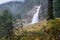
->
0, 0, 60, 40
53, 0, 60, 17
0, 9, 14, 40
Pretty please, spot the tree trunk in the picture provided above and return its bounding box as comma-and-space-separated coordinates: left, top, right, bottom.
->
47, 0, 54, 20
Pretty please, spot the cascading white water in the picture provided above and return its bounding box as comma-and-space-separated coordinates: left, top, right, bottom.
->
31, 5, 41, 24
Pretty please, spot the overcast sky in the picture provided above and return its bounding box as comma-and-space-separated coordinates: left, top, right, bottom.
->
0, 0, 25, 4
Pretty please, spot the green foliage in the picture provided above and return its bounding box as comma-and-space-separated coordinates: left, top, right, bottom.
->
9, 19, 60, 40
53, 0, 60, 17
0, 9, 13, 40
46, 19, 60, 40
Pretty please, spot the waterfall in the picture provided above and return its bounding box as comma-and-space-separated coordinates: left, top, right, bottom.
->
31, 5, 41, 24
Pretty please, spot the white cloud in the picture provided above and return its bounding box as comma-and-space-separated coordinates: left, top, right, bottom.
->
0, 0, 25, 4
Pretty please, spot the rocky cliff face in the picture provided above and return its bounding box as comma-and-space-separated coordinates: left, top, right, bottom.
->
22, 0, 48, 24
39, 0, 48, 20
0, 0, 48, 26
0, 0, 37, 18
13, 0, 49, 26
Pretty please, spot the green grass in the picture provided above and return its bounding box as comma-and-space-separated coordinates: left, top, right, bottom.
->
14, 18, 60, 40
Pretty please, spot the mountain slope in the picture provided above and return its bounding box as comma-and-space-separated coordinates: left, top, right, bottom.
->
0, 0, 38, 18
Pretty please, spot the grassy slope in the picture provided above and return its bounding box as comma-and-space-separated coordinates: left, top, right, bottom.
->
23, 20, 47, 32
14, 18, 60, 35
13, 18, 60, 40
23, 18, 60, 32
